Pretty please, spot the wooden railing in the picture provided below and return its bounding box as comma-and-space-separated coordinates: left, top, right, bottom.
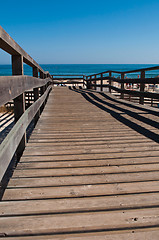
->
84, 66, 159, 105
0, 26, 52, 182
52, 74, 85, 86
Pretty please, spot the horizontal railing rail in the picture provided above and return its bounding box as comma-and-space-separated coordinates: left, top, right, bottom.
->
86, 65, 159, 77
52, 74, 85, 86
0, 76, 50, 107
52, 74, 84, 76
0, 26, 52, 183
0, 26, 50, 76
0, 85, 52, 182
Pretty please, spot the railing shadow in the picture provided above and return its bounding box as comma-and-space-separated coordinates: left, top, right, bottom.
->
70, 87, 159, 143
100, 92, 159, 117
0, 112, 11, 122
0, 114, 14, 129
0, 113, 14, 144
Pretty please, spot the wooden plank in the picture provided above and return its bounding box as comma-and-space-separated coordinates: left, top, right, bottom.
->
22, 145, 159, 156
1, 192, 159, 216
20, 150, 159, 162
0, 76, 50, 107
7, 171, 159, 188
24, 141, 159, 151
28, 137, 153, 145
16, 156, 159, 169
29, 131, 145, 138
28, 138, 153, 145
1, 208, 159, 236
3, 180, 159, 200
0, 229, 159, 239
11, 163, 159, 178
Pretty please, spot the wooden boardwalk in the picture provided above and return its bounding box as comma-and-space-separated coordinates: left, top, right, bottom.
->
1, 87, 159, 239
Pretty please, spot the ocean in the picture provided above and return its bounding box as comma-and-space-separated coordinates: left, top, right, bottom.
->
0, 64, 159, 78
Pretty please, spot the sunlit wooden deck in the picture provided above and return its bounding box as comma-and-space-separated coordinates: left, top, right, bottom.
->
1, 87, 159, 239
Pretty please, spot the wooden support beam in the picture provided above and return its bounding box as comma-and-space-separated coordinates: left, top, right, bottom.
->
90, 76, 92, 89
83, 77, 85, 88
33, 66, 39, 78
109, 72, 112, 93
94, 75, 97, 90
121, 73, 125, 99
33, 67, 40, 125
86, 77, 90, 89
101, 73, 103, 91
40, 71, 45, 113
12, 55, 26, 159
39, 71, 45, 94
83, 75, 85, 88
139, 71, 145, 105
12, 55, 24, 75
40, 71, 44, 79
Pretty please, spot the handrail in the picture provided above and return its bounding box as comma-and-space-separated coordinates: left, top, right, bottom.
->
52, 74, 85, 76
52, 74, 85, 86
86, 65, 159, 78
86, 76, 159, 84
0, 76, 50, 107
53, 78, 83, 80
0, 26, 47, 75
0, 27, 52, 183
0, 85, 52, 182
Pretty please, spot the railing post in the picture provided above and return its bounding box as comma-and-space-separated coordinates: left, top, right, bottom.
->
94, 75, 96, 90
101, 73, 103, 91
40, 71, 44, 79
86, 76, 90, 89
121, 73, 125, 99
86, 76, 88, 89
33, 67, 40, 125
139, 71, 145, 105
109, 72, 112, 93
12, 55, 26, 159
90, 76, 92, 89
40, 71, 45, 94
39, 71, 45, 113
83, 75, 85, 88
89, 77, 91, 89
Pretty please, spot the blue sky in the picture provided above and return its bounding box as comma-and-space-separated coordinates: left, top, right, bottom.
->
0, 0, 159, 64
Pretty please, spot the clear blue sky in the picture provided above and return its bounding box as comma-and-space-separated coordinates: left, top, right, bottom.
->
0, 0, 159, 64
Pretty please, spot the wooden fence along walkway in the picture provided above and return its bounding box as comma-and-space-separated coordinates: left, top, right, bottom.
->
1, 26, 159, 238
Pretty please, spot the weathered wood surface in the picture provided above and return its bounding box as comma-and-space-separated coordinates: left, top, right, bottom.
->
0, 76, 50, 107
0, 86, 52, 182
0, 26, 47, 73
1, 87, 159, 238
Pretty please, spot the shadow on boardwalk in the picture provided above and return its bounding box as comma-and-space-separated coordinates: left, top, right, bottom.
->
0, 112, 14, 144
70, 88, 159, 144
